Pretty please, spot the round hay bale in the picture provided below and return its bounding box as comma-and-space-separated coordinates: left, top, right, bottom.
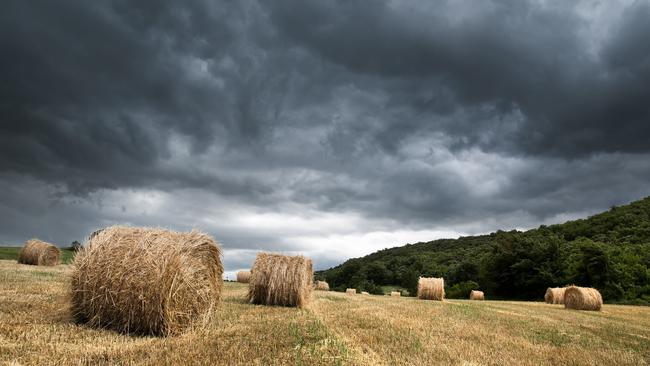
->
469, 290, 484, 300
315, 280, 330, 291
544, 287, 566, 304
564, 286, 603, 311
70, 226, 223, 336
236, 270, 251, 283
346, 288, 356, 295
361, 291, 369, 295
417, 277, 445, 300
390, 291, 401, 297
247, 252, 313, 308
89, 228, 104, 240
18, 239, 60, 266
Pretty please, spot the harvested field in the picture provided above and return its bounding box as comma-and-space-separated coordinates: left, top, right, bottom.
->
1, 260, 649, 365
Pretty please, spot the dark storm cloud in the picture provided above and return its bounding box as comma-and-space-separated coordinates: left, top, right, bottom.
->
0, 0, 273, 194
1, 0, 650, 269
267, 0, 650, 157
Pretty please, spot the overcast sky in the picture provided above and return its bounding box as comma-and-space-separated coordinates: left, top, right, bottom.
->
2, 0, 649, 276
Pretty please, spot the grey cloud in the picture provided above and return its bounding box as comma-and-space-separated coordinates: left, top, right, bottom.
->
266, 0, 650, 157
0, 0, 274, 194
1, 0, 650, 272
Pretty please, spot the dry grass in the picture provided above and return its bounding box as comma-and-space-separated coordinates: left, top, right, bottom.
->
18, 239, 60, 266
0, 260, 348, 365
70, 226, 223, 336
469, 290, 484, 300
311, 290, 650, 366
564, 286, 603, 311
346, 289, 356, 295
1, 260, 650, 365
236, 270, 251, 283
315, 281, 330, 291
247, 252, 313, 308
417, 277, 444, 301
544, 287, 566, 304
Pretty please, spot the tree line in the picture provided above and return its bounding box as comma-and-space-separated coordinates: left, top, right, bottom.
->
317, 197, 650, 305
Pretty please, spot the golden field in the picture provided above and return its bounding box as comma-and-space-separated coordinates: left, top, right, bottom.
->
1, 260, 649, 366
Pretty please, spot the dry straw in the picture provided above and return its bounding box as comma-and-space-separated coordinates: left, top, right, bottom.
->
237, 270, 251, 283
417, 277, 445, 300
564, 285, 603, 311
361, 291, 369, 295
315, 281, 330, 291
18, 239, 60, 266
247, 252, 313, 308
346, 288, 356, 295
544, 287, 566, 304
390, 291, 401, 297
70, 226, 223, 336
469, 290, 485, 300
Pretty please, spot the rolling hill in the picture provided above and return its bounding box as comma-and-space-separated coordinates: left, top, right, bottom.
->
317, 197, 650, 304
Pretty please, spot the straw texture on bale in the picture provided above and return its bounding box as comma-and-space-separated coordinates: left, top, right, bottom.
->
247, 252, 313, 308
544, 287, 566, 304
390, 291, 401, 297
564, 286, 603, 311
361, 291, 369, 295
346, 288, 356, 295
469, 290, 484, 300
70, 226, 223, 336
417, 277, 445, 300
18, 239, 60, 266
315, 281, 330, 291
89, 228, 104, 240
236, 270, 251, 283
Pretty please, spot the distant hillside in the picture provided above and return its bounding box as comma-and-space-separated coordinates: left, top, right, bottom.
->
317, 197, 650, 305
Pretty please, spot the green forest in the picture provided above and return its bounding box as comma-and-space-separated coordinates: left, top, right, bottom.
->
317, 197, 650, 305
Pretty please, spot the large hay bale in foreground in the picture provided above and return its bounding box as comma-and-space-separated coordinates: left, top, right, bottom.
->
315, 281, 330, 291
544, 287, 566, 304
346, 288, 356, 295
70, 226, 223, 336
18, 239, 60, 266
390, 291, 401, 297
237, 270, 251, 283
247, 252, 313, 308
417, 277, 445, 300
564, 286, 602, 311
469, 290, 484, 300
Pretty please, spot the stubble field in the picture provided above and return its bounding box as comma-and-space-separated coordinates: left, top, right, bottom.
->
1, 260, 649, 365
